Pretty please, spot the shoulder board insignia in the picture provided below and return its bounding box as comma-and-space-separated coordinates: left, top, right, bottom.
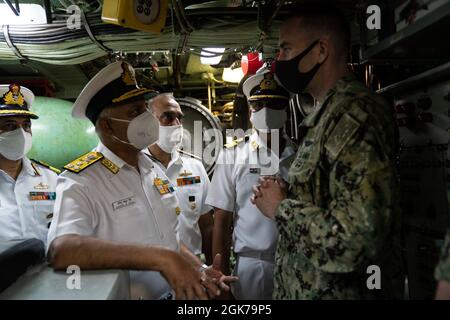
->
325, 114, 361, 160
177, 149, 201, 161
64, 152, 104, 174
224, 135, 251, 149
31, 159, 61, 174
101, 157, 120, 174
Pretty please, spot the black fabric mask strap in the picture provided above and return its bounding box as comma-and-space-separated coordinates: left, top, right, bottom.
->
292, 39, 320, 64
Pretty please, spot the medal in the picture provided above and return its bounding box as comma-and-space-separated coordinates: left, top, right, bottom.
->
29, 192, 56, 201
153, 177, 175, 195
176, 176, 201, 187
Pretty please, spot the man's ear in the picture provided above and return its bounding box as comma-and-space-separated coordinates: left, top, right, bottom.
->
98, 117, 113, 134
317, 39, 330, 64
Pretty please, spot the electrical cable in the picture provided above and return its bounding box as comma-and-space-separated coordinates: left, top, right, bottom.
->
0, 10, 281, 64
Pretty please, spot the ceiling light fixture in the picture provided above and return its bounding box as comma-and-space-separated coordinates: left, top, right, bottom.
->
200, 48, 226, 65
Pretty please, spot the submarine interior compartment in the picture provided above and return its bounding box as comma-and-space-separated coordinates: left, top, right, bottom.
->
0, 0, 449, 299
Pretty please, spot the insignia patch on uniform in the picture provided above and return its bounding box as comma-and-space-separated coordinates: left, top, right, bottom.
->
34, 182, 49, 190
179, 169, 193, 177
250, 140, 259, 151
64, 152, 104, 173
154, 178, 175, 195
325, 113, 361, 159
29, 192, 56, 201
101, 157, 120, 174
112, 197, 136, 211
249, 167, 260, 174
177, 176, 201, 187
188, 196, 197, 210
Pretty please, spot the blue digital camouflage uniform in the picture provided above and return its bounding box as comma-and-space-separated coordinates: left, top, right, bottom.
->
435, 231, 450, 283
274, 75, 402, 299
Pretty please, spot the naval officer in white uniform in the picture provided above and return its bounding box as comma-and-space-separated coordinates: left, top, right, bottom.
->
0, 84, 60, 245
47, 61, 236, 300
146, 93, 214, 264
206, 69, 296, 300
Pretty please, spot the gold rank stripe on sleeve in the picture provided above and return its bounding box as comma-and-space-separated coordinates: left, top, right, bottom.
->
64, 151, 104, 173
31, 159, 62, 174
101, 157, 120, 174
176, 176, 201, 187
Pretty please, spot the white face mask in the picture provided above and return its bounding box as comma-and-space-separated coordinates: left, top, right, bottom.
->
109, 110, 159, 150
0, 128, 33, 161
156, 124, 183, 154
250, 108, 287, 132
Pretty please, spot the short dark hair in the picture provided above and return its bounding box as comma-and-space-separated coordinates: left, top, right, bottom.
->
283, 1, 351, 60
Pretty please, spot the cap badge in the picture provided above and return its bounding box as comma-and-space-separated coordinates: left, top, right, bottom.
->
121, 62, 137, 86
2, 83, 26, 107
259, 73, 277, 91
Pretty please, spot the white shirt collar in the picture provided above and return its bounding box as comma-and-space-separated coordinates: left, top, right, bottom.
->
22, 157, 37, 176
96, 142, 155, 172
250, 130, 296, 158
167, 149, 183, 169
96, 142, 127, 169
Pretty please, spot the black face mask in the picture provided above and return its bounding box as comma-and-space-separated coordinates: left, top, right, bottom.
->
275, 40, 321, 94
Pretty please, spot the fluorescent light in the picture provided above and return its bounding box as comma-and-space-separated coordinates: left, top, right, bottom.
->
222, 67, 244, 83
200, 48, 226, 65
0, 4, 46, 25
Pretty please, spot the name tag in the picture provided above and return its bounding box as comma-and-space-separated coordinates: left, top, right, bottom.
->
29, 192, 56, 201
176, 176, 201, 187
112, 197, 136, 211
249, 167, 260, 174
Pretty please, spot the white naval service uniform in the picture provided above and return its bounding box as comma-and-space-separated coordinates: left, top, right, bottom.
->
147, 149, 212, 256
206, 131, 296, 300
47, 142, 181, 300
0, 157, 58, 245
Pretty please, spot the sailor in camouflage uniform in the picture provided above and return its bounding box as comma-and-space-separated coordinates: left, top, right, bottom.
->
435, 231, 450, 299
252, 3, 401, 299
